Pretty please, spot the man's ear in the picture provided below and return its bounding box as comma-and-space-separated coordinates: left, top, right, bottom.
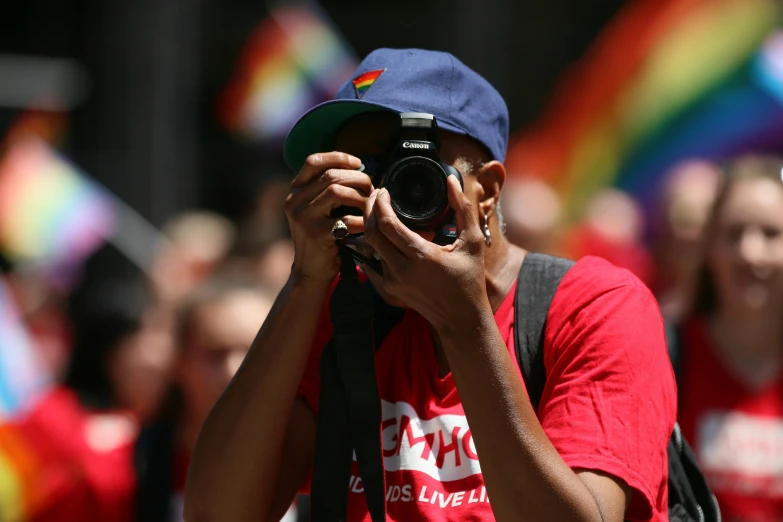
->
476, 160, 506, 219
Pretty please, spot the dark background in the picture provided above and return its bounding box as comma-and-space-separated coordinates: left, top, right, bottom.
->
0, 0, 627, 225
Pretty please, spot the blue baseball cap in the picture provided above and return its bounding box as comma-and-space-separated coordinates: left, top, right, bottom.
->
283, 48, 509, 172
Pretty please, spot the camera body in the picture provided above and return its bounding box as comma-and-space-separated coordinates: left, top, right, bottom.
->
362, 112, 463, 245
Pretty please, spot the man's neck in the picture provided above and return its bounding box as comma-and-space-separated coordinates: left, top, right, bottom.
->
484, 235, 526, 312
430, 234, 525, 378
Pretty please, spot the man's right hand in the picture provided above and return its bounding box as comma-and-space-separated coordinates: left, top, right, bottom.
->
285, 152, 373, 284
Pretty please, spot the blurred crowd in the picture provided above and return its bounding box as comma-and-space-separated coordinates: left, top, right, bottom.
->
0, 174, 303, 521
2, 150, 783, 522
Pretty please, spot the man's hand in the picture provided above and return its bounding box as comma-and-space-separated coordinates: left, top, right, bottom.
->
363, 175, 489, 331
285, 152, 373, 284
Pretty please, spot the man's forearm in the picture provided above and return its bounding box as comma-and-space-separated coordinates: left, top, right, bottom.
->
437, 305, 605, 522
184, 274, 330, 522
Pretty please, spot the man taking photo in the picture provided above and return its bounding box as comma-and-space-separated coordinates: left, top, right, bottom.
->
184, 48, 677, 522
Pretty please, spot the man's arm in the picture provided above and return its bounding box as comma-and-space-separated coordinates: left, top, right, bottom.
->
438, 309, 630, 522
184, 151, 373, 522
362, 180, 643, 522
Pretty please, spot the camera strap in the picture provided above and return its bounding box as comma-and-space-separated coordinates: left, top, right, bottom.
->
311, 250, 387, 522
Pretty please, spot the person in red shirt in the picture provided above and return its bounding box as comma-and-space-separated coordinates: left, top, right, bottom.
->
134, 273, 282, 522
675, 155, 783, 522
651, 160, 722, 323
185, 48, 676, 522
8, 270, 176, 522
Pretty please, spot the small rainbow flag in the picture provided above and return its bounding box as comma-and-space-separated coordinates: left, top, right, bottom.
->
0, 390, 88, 522
352, 69, 385, 99
0, 422, 46, 522
217, 2, 357, 141
0, 136, 116, 270
506, 0, 783, 224
0, 278, 51, 420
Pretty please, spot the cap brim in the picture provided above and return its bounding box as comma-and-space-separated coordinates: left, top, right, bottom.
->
283, 99, 470, 172
283, 100, 395, 172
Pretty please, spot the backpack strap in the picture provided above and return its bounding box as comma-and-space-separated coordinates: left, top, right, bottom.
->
514, 253, 575, 410
669, 423, 721, 522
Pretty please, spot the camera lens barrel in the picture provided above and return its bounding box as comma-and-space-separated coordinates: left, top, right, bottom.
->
384, 156, 449, 227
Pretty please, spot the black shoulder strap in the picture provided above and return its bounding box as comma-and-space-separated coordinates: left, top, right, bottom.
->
514, 253, 575, 411
311, 254, 386, 522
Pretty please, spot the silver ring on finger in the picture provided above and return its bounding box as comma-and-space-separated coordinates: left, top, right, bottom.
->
331, 219, 349, 240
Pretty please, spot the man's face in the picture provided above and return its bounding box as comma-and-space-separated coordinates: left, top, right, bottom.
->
334, 112, 489, 305
177, 290, 272, 423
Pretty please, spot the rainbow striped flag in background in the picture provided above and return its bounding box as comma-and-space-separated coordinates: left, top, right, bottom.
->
506, 0, 783, 224
217, 1, 357, 141
0, 136, 116, 274
0, 421, 42, 522
0, 279, 51, 421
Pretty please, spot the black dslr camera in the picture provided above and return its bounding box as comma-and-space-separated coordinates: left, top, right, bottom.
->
358, 112, 463, 245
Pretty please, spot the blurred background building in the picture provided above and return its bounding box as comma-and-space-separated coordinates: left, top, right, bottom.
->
0, 0, 630, 226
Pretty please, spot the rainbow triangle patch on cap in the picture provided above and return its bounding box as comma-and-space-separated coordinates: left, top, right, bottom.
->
352, 69, 385, 99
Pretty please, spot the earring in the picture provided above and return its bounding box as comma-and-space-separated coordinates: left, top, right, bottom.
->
482, 213, 492, 247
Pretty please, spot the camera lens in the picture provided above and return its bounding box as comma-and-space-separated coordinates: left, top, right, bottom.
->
385, 157, 447, 226
395, 170, 436, 213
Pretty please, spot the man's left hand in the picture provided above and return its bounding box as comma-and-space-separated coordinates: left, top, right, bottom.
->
363, 176, 490, 331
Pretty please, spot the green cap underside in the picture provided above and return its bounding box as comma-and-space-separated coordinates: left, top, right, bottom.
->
283, 102, 395, 172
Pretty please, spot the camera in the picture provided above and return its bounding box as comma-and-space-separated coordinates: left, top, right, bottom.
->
360, 112, 463, 245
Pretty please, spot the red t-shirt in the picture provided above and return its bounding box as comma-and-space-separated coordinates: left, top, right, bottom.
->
1, 387, 137, 522
679, 319, 783, 522
298, 256, 676, 521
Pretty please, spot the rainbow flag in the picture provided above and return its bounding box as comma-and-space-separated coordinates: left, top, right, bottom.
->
217, 2, 357, 141
0, 393, 84, 522
0, 278, 51, 420
506, 0, 783, 223
352, 69, 385, 99
0, 136, 116, 271
0, 423, 45, 522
